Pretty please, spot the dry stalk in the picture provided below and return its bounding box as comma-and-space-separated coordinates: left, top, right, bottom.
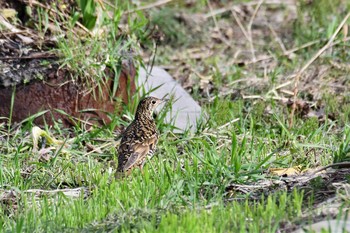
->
231, 10, 250, 42
204, 0, 295, 19
232, 35, 350, 66
24, 187, 89, 198
83, 142, 115, 157
247, 0, 264, 61
289, 12, 350, 128
268, 23, 287, 53
124, 0, 173, 14
206, 0, 236, 50
28, 0, 93, 37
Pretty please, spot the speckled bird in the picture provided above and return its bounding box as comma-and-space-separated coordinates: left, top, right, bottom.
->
116, 96, 166, 174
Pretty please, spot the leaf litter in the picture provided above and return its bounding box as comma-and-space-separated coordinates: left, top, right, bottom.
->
143, 0, 350, 230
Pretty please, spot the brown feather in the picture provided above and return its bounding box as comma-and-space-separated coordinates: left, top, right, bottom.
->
116, 97, 164, 174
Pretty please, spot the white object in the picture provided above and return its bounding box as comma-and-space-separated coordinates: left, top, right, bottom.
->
138, 66, 203, 133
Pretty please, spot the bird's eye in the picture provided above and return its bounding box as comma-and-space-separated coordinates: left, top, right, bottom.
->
152, 100, 156, 104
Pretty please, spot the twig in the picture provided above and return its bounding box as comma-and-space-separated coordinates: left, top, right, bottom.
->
218, 118, 240, 130
248, 0, 263, 30
279, 89, 294, 96
273, 81, 293, 91
311, 162, 350, 176
1, 30, 28, 35
207, 0, 219, 30
96, 0, 106, 11
0, 15, 34, 43
330, 35, 350, 46
242, 95, 265, 100
207, 0, 236, 50
230, 38, 324, 66
0, 53, 57, 60
247, 0, 264, 61
101, 0, 116, 10
230, 1, 265, 63
268, 23, 287, 53
289, 12, 350, 128
24, 187, 89, 198
83, 142, 114, 157
0, 15, 21, 33
231, 10, 250, 42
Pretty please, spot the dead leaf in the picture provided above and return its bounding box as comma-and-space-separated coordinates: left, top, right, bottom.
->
32, 126, 66, 152
86, 143, 103, 154
0, 9, 17, 19
269, 166, 302, 176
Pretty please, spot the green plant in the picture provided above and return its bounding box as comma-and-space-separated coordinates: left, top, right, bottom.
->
333, 125, 350, 162
77, 0, 97, 30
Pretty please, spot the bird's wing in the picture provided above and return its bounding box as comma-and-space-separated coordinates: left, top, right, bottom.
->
137, 134, 158, 151
122, 135, 158, 171
122, 152, 141, 171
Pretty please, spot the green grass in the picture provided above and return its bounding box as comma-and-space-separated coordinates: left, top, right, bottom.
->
1, 0, 350, 232
0, 96, 347, 231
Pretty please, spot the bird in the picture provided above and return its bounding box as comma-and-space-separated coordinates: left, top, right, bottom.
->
116, 96, 166, 175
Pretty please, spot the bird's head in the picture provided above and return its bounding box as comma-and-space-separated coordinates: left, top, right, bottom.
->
135, 96, 166, 119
